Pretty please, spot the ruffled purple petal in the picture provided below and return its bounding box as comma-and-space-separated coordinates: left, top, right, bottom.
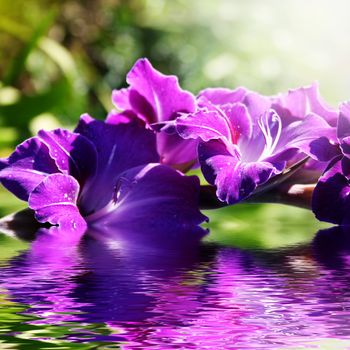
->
150, 115, 199, 168
106, 109, 139, 125
112, 58, 196, 124
198, 87, 247, 105
37, 129, 97, 186
272, 86, 307, 121
338, 103, 350, 156
198, 140, 276, 204
28, 173, 87, 232
156, 132, 198, 169
272, 82, 338, 126
0, 137, 58, 201
238, 110, 282, 163
242, 92, 271, 130
75, 114, 159, 215
87, 164, 207, 231
340, 136, 350, 157
111, 87, 131, 111
341, 156, 350, 179
303, 82, 338, 127
312, 158, 350, 225
307, 136, 340, 163
176, 103, 252, 145
270, 113, 338, 162
112, 59, 197, 167
176, 109, 231, 142
221, 103, 252, 139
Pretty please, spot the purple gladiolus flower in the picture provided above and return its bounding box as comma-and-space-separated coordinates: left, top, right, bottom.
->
0, 115, 207, 235
110, 58, 198, 171
175, 83, 337, 204
312, 102, 350, 225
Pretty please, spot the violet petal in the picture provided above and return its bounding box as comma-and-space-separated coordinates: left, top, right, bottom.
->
87, 164, 207, 231
176, 109, 232, 142
38, 129, 97, 186
112, 58, 196, 124
198, 87, 247, 105
156, 132, 198, 168
0, 137, 58, 201
242, 92, 272, 129
221, 103, 252, 139
75, 114, 159, 215
272, 82, 338, 126
341, 156, 350, 179
106, 109, 139, 125
198, 140, 276, 203
338, 103, 350, 151
269, 113, 337, 163
28, 173, 87, 232
312, 158, 350, 225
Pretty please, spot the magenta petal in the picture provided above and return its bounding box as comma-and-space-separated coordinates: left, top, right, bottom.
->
242, 92, 272, 128
271, 113, 338, 162
112, 58, 196, 124
28, 173, 87, 231
112, 59, 197, 167
273, 86, 307, 121
198, 141, 276, 204
338, 102, 350, 140
198, 140, 231, 185
106, 109, 139, 125
111, 87, 131, 111
151, 119, 198, 166
176, 109, 231, 142
156, 133, 198, 168
38, 129, 97, 186
198, 87, 247, 105
177, 103, 252, 145
304, 82, 338, 127
272, 82, 338, 126
221, 103, 252, 139
0, 137, 58, 201
88, 164, 207, 230
216, 160, 275, 204
75, 114, 159, 215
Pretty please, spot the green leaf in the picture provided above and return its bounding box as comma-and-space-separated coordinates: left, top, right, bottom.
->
0, 77, 72, 138
3, 9, 57, 86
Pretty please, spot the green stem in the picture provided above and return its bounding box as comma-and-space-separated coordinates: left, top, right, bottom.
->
199, 184, 315, 210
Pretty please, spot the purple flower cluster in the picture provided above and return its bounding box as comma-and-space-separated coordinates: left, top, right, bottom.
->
0, 109, 206, 236
0, 57, 349, 236
174, 83, 337, 204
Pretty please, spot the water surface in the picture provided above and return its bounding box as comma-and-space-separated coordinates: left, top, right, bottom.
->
0, 205, 349, 349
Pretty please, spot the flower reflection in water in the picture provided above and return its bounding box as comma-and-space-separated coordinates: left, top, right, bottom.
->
1, 225, 350, 348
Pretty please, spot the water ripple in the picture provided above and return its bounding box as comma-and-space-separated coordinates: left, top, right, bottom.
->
0, 226, 350, 348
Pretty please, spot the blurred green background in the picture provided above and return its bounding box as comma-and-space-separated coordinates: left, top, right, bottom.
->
0, 0, 341, 244
1, 0, 349, 153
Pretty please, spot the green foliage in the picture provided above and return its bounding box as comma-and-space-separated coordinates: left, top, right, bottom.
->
0, 187, 25, 218
1, 0, 348, 153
